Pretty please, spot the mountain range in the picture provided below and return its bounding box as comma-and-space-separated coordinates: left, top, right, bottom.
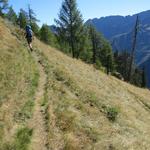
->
86, 10, 150, 88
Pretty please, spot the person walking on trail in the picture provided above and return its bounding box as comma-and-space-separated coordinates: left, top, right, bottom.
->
25, 25, 33, 51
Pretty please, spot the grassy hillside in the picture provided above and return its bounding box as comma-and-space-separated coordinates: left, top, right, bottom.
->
0, 18, 39, 149
34, 39, 150, 150
0, 17, 150, 150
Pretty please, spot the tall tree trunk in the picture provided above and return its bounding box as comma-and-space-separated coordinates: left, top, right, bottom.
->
28, 5, 32, 25
71, 37, 75, 58
70, 11, 75, 58
142, 66, 146, 88
92, 39, 96, 63
128, 15, 139, 81
106, 56, 110, 75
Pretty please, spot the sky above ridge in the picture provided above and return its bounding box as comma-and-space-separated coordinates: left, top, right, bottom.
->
9, 0, 150, 26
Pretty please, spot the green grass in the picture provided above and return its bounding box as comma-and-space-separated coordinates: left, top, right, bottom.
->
14, 99, 34, 122
27, 71, 39, 97
0, 122, 4, 145
14, 71, 39, 122
0, 127, 32, 150
13, 127, 33, 150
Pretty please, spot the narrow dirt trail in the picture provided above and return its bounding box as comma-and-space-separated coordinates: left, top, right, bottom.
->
28, 51, 48, 150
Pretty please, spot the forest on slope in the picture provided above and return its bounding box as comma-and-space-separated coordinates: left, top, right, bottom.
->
86, 10, 150, 87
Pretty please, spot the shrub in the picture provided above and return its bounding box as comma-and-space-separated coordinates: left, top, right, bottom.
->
106, 107, 119, 122
56, 110, 76, 131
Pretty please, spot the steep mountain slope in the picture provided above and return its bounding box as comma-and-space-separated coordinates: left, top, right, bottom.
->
86, 10, 150, 40
34, 39, 150, 150
86, 10, 150, 88
1, 18, 150, 150
112, 26, 150, 87
0, 18, 39, 149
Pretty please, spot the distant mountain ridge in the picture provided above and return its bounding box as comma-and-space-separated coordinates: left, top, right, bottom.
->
86, 10, 150, 88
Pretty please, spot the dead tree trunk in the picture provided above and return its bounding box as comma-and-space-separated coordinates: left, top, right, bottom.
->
128, 15, 139, 82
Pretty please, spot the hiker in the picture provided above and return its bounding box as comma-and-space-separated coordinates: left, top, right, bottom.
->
25, 25, 33, 51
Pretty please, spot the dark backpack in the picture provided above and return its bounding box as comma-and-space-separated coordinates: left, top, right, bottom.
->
26, 25, 32, 37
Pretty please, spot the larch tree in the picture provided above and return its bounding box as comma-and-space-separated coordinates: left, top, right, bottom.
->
7, 6, 17, 24
99, 40, 114, 74
0, 0, 8, 16
18, 9, 28, 29
55, 0, 84, 58
88, 25, 115, 73
128, 15, 140, 81
141, 66, 147, 88
89, 25, 101, 63
28, 5, 40, 36
40, 24, 54, 45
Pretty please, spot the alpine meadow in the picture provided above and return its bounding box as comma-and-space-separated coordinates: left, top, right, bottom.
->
0, 0, 150, 150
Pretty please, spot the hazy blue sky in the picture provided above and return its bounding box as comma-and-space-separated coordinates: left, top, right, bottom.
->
9, 0, 150, 26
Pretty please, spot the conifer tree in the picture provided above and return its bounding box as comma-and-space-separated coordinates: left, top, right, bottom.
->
142, 66, 147, 88
114, 51, 130, 81
55, 0, 84, 58
40, 24, 55, 45
28, 5, 38, 24
18, 9, 28, 29
99, 40, 114, 74
128, 15, 139, 81
88, 25, 114, 72
89, 25, 101, 63
7, 6, 17, 24
28, 5, 39, 36
0, 0, 8, 16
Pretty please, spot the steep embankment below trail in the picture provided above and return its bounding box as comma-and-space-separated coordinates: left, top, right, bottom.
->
33, 38, 150, 150
0, 18, 150, 150
0, 18, 39, 149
